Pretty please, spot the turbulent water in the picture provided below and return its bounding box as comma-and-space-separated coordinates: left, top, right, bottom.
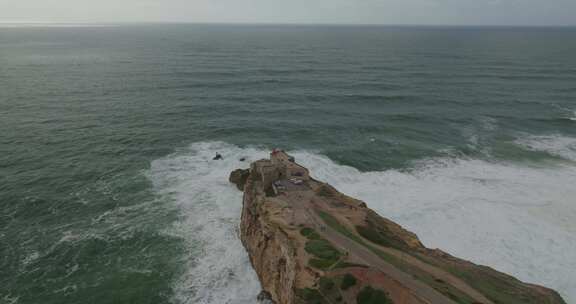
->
1, 24, 576, 304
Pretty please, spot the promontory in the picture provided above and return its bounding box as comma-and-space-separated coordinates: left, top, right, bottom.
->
229, 150, 566, 304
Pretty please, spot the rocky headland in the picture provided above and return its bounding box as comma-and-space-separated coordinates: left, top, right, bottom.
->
229, 150, 566, 304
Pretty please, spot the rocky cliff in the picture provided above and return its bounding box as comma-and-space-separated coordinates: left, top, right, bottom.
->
231, 150, 566, 304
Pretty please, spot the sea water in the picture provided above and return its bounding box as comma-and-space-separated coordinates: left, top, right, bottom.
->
1, 24, 575, 303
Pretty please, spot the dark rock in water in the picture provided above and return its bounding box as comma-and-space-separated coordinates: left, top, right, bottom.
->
239, 157, 246, 162
213, 153, 223, 160
257, 290, 274, 303
229, 168, 250, 191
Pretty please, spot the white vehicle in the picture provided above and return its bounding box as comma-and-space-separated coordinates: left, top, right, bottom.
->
289, 178, 303, 185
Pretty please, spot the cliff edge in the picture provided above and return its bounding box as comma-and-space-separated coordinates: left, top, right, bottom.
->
231, 150, 566, 304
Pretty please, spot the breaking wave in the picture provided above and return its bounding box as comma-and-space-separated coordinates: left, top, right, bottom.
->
516, 134, 576, 162
148, 139, 576, 303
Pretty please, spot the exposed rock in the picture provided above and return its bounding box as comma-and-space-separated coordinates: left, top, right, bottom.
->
257, 290, 275, 303
232, 150, 567, 304
229, 168, 250, 191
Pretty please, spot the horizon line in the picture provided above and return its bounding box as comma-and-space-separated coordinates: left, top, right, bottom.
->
1, 21, 576, 28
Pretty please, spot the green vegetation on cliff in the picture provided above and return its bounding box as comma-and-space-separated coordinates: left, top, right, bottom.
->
357, 286, 393, 304
301, 228, 342, 270
340, 274, 357, 290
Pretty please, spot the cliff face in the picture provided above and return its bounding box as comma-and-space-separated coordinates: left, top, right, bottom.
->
232, 151, 566, 304
240, 174, 299, 304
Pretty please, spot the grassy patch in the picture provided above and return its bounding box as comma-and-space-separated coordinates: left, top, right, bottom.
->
356, 211, 411, 250
357, 286, 392, 304
333, 261, 368, 269
296, 288, 326, 304
316, 210, 364, 244
300, 227, 321, 240
309, 258, 337, 270
356, 225, 392, 247
301, 227, 342, 270
340, 274, 357, 290
316, 184, 336, 198
297, 277, 341, 304
319, 277, 335, 291
305, 239, 341, 269
318, 276, 346, 303
305, 240, 341, 261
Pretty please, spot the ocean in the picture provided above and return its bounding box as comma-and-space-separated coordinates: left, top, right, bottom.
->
1, 24, 575, 303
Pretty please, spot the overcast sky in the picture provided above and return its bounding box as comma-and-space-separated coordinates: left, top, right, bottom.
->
1, 0, 575, 26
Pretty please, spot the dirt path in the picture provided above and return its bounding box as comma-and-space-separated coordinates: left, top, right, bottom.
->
379, 246, 494, 304
285, 191, 459, 304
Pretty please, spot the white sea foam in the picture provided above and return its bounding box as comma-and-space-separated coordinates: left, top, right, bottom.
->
148, 142, 268, 304
149, 140, 576, 303
516, 134, 576, 162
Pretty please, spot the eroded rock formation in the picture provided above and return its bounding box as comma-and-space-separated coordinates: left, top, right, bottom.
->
229, 168, 250, 191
